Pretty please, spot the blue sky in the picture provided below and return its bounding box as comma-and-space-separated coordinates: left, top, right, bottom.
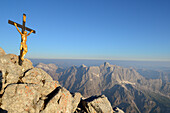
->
0, 0, 170, 61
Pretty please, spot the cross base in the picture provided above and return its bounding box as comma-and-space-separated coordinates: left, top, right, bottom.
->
19, 49, 23, 65
19, 56, 23, 65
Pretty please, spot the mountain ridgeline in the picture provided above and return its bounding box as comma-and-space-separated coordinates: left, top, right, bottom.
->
36, 62, 170, 113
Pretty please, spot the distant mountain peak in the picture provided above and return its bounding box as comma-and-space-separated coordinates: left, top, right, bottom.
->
80, 64, 87, 68
104, 62, 110, 67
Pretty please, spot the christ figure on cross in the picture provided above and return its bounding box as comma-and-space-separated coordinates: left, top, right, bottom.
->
14, 22, 33, 61
8, 14, 36, 65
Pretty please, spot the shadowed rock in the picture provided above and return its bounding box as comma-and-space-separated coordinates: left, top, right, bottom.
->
77, 95, 114, 113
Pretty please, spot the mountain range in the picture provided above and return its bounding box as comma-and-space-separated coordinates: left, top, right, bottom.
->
36, 62, 170, 113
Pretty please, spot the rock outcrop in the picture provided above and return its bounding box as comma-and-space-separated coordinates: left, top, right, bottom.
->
0, 47, 118, 113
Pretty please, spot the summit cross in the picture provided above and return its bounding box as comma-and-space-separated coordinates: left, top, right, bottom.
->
8, 14, 36, 65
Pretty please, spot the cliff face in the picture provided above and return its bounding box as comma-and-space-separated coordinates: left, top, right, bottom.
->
0, 47, 121, 113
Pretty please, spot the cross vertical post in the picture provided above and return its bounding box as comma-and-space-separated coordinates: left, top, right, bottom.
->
22, 14, 26, 33
19, 14, 26, 65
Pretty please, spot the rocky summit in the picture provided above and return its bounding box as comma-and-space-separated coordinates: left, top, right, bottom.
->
0, 47, 123, 113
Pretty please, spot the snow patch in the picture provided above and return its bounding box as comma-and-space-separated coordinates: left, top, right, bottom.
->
120, 81, 135, 85
92, 73, 99, 77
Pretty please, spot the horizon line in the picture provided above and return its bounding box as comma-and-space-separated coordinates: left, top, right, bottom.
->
27, 57, 170, 62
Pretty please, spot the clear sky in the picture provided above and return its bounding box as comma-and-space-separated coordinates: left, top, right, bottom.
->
0, 0, 170, 61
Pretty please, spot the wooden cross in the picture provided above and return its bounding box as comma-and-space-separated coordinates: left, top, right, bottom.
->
8, 14, 36, 65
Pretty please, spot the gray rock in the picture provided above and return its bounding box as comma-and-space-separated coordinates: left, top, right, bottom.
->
21, 67, 61, 96
0, 54, 22, 94
21, 58, 34, 72
1, 84, 41, 113
22, 68, 53, 85
78, 95, 114, 113
0, 54, 33, 95
41, 87, 81, 113
72, 92, 82, 112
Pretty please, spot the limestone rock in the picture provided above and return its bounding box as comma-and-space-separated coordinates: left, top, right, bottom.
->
21, 68, 53, 85
0, 47, 5, 56
40, 80, 60, 97
1, 84, 41, 113
21, 67, 61, 96
72, 92, 82, 112
21, 58, 34, 72
0, 54, 33, 95
0, 54, 22, 94
41, 87, 82, 113
78, 95, 114, 113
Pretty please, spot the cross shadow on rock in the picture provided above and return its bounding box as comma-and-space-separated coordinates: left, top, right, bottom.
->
0, 108, 8, 113
83, 95, 103, 102
0, 71, 2, 94
43, 86, 62, 110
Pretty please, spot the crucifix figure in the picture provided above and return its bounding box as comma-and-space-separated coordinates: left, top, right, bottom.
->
8, 14, 36, 65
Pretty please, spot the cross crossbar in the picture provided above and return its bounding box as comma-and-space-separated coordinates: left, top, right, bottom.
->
8, 20, 36, 34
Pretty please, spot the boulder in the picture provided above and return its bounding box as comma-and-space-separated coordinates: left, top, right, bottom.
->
72, 92, 82, 112
1, 84, 41, 113
41, 87, 73, 113
21, 68, 61, 96
78, 95, 114, 113
40, 87, 82, 113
